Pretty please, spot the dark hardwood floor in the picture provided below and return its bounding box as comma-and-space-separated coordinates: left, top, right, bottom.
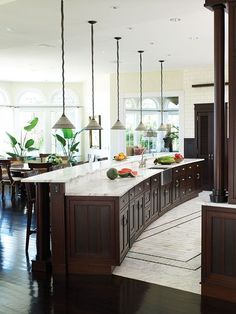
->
1, 190, 236, 314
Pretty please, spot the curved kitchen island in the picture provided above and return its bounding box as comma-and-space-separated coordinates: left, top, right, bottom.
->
23, 157, 204, 275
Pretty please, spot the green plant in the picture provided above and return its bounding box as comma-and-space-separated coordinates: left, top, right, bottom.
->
6, 117, 39, 158
53, 128, 84, 165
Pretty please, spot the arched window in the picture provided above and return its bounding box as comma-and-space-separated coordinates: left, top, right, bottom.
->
51, 89, 78, 107
0, 89, 9, 106
18, 90, 45, 106
124, 95, 179, 152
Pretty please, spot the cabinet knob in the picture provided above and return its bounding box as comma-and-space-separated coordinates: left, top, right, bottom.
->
197, 164, 199, 167
154, 178, 158, 182
189, 166, 192, 169
175, 170, 179, 173
154, 191, 157, 195
182, 178, 185, 181
188, 175, 192, 179
146, 182, 149, 186
196, 173, 200, 179
139, 187, 142, 191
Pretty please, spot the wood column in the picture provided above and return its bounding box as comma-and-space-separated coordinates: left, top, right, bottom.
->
209, 3, 227, 202
32, 183, 51, 272
228, 0, 236, 203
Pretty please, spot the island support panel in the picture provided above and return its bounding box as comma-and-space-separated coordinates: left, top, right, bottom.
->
202, 205, 236, 302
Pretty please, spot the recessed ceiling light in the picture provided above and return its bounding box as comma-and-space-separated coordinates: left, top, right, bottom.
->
169, 18, 181, 22
111, 5, 119, 9
6, 27, 14, 32
127, 27, 133, 31
167, 54, 171, 57
188, 36, 199, 40
150, 42, 155, 45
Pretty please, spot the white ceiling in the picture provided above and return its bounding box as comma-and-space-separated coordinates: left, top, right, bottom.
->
0, 0, 217, 82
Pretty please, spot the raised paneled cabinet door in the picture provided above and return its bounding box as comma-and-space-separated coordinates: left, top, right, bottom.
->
160, 183, 172, 214
134, 194, 144, 239
120, 205, 129, 260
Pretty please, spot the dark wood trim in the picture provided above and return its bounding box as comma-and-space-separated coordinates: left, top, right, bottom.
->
50, 183, 67, 275
210, 3, 227, 202
32, 183, 51, 272
228, 1, 236, 203
202, 205, 236, 302
192, 82, 228, 88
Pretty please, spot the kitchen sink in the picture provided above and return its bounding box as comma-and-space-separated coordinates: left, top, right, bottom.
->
148, 166, 172, 185
148, 166, 170, 170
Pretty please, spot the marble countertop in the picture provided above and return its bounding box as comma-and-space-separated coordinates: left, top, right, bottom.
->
22, 156, 204, 197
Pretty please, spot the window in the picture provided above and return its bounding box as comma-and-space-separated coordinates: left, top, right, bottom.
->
125, 96, 179, 152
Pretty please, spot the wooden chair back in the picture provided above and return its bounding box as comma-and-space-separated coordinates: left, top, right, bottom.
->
0, 159, 14, 184
28, 162, 53, 173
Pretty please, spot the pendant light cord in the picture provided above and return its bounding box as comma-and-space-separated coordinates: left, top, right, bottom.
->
115, 37, 121, 121
138, 51, 144, 123
159, 60, 164, 124
61, 0, 65, 115
89, 21, 96, 120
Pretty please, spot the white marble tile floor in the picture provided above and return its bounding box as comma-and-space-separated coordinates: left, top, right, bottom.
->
113, 191, 211, 294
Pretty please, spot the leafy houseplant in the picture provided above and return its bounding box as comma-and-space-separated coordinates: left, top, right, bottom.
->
53, 128, 84, 165
6, 117, 39, 159
163, 125, 179, 152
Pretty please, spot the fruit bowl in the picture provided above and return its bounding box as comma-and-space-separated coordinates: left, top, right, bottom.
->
175, 158, 184, 163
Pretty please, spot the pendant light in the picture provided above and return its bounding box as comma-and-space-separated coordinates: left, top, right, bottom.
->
84, 21, 103, 130
52, 0, 75, 129
135, 50, 147, 131
111, 37, 125, 130
157, 60, 167, 131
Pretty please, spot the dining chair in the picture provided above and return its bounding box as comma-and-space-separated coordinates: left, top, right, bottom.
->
28, 162, 53, 173
23, 170, 39, 253
0, 159, 22, 198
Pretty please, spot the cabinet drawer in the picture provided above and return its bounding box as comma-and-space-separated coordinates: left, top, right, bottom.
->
135, 182, 144, 196
129, 188, 135, 200
119, 192, 129, 209
144, 178, 151, 190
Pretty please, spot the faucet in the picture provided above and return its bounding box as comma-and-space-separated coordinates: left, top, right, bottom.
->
139, 148, 147, 168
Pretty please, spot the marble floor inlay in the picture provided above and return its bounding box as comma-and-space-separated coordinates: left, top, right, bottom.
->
113, 191, 211, 295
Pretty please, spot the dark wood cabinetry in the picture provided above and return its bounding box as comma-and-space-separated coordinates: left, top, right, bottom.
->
50, 160, 203, 275
160, 183, 172, 214
120, 205, 129, 260
151, 175, 160, 217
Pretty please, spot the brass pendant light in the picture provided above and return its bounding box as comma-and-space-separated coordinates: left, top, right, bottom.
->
157, 60, 167, 131
84, 21, 103, 130
111, 37, 125, 130
135, 50, 147, 131
52, 0, 75, 129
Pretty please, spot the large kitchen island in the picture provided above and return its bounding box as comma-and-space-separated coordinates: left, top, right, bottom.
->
23, 156, 204, 276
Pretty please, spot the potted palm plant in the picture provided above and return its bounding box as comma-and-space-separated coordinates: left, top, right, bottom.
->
53, 128, 84, 165
6, 117, 39, 160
